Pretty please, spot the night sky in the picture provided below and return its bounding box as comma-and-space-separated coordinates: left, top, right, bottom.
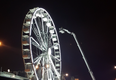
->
0, 0, 116, 80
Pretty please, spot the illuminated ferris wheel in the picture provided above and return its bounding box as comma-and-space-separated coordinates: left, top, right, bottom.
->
22, 7, 61, 80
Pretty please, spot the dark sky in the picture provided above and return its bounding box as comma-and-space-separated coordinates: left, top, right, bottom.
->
0, 0, 116, 80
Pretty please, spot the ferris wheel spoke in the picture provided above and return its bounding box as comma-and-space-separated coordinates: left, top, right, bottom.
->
43, 33, 49, 49
46, 69, 51, 80
46, 68, 50, 80
49, 43, 59, 49
47, 34, 52, 48
32, 24, 42, 43
41, 18, 48, 49
34, 56, 42, 64
34, 55, 41, 61
42, 27, 48, 48
40, 12, 44, 35
50, 54, 60, 62
44, 34, 49, 49
31, 37, 45, 51
40, 14, 48, 48
49, 56, 60, 79
34, 18, 42, 37
48, 68, 54, 80
34, 18, 47, 50
40, 11, 49, 48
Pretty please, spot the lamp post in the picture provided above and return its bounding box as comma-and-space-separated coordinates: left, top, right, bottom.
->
59, 28, 95, 80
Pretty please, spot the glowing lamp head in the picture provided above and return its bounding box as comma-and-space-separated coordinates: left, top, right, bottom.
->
59, 28, 65, 34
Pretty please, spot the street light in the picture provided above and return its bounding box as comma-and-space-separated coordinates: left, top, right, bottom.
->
59, 28, 96, 80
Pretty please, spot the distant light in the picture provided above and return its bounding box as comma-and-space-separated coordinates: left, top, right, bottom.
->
12, 74, 15, 78
46, 64, 50, 68
0, 42, 2, 46
114, 66, 116, 69
7, 69, 10, 72
65, 73, 68, 76
75, 78, 79, 80
36, 65, 39, 69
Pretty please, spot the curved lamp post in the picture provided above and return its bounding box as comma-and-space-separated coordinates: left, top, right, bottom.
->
59, 28, 95, 80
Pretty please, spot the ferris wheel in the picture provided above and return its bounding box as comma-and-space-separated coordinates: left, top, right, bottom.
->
22, 7, 61, 80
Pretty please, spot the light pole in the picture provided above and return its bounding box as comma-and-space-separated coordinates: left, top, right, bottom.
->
59, 28, 96, 80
